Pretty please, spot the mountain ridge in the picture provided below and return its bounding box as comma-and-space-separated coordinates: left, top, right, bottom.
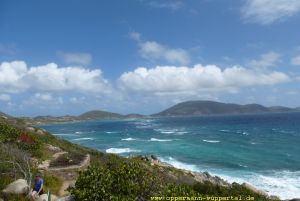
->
153, 100, 298, 117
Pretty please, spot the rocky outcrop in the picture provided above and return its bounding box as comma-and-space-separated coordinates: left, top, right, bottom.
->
242, 183, 268, 197
56, 195, 75, 201
37, 194, 58, 201
192, 171, 229, 187
2, 179, 29, 195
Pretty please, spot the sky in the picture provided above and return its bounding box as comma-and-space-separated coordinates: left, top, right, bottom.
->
0, 0, 300, 116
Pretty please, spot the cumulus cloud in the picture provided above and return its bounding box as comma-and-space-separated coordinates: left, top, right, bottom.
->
130, 32, 190, 65
119, 64, 290, 95
242, 0, 300, 25
0, 61, 111, 94
0, 94, 11, 101
58, 51, 92, 65
291, 55, 300, 65
147, 0, 183, 10
248, 51, 281, 68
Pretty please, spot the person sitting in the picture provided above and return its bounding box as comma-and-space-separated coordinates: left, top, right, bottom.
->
31, 173, 44, 200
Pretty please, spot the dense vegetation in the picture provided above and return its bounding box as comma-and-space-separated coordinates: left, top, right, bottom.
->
0, 117, 278, 201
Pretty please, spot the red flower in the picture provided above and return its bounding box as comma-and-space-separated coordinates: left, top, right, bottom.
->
19, 133, 35, 144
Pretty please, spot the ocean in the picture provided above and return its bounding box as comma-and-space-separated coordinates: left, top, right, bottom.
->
40, 112, 300, 199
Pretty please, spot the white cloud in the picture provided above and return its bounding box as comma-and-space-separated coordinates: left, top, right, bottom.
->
119, 64, 290, 95
34, 93, 54, 101
0, 94, 11, 101
130, 32, 190, 65
146, 0, 183, 10
242, 0, 300, 25
248, 51, 281, 68
58, 51, 92, 65
0, 61, 111, 94
291, 55, 300, 65
0, 61, 28, 92
140, 41, 190, 65
129, 31, 141, 41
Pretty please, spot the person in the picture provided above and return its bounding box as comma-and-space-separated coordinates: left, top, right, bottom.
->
31, 173, 44, 200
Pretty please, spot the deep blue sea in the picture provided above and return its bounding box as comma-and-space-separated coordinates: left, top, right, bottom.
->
40, 112, 300, 199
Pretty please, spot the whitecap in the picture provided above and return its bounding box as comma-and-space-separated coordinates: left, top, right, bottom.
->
149, 138, 172, 142
106, 148, 141, 154
72, 137, 94, 141
159, 157, 200, 172
75, 131, 83, 134
219, 129, 230, 132
121, 138, 136, 141
203, 139, 220, 143
53, 133, 76, 136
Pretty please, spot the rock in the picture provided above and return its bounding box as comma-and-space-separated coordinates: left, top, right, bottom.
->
46, 144, 62, 152
0, 198, 4, 201
56, 195, 75, 201
36, 129, 45, 135
25, 126, 35, 132
36, 194, 58, 201
289, 199, 300, 201
2, 179, 29, 195
242, 183, 268, 197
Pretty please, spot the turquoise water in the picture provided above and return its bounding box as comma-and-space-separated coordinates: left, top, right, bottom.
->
40, 112, 300, 199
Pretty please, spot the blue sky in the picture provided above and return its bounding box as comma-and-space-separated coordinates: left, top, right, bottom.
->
0, 0, 300, 116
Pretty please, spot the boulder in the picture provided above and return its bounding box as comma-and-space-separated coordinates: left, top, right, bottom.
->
36, 129, 45, 135
2, 179, 29, 195
46, 144, 62, 152
242, 183, 267, 197
36, 194, 58, 201
56, 195, 75, 201
25, 127, 35, 132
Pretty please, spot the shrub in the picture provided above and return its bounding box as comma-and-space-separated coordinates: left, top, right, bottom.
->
71, 160, 161, 201
0, 122, 21, 143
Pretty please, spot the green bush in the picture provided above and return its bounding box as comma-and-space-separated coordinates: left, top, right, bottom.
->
71, 159, 161, 201
0, 122, 21, 143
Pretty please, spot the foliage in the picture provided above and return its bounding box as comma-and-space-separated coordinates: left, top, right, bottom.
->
43, 173, 63, 195
0, 121, 21, 143
71, 159, 162, 201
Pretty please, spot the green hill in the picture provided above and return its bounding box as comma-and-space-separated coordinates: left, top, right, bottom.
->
78, 110, 123, 120
153, 100, 295, 117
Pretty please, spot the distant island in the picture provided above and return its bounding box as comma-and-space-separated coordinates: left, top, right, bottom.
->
1, 100, 299, 125
153, 100, 299, 117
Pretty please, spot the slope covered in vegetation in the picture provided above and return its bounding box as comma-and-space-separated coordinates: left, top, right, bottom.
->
0, 116, 279, 201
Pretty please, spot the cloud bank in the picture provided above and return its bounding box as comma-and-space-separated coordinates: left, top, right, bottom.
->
242, 0, 300, 24
0, 61, 110, 93
119, 64, 290, 95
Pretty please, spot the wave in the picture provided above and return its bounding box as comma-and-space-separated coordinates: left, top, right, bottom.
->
217, 170, 300, 200
72, 137, 94, 141
159, 157, 200, 172
53, 133, 76, 136
106, 148, 141, 154
203, 139, 220, 143
219, 129, 230, 132
106, 131, 118, 134
149, 138, 172, 142
75, 131, 83, 134
121, 138, 136, 141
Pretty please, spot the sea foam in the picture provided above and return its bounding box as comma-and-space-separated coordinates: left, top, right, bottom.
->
106, 148, 140, 154
149, 138, 172, 142
203, 139, 220, 143
121, 138, 136, 141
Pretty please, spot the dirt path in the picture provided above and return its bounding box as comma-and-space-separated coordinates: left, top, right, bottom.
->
38, 151, 67, 170
48, 154, 90, 171
38, 151, 90, 197
58, 180, 75, 196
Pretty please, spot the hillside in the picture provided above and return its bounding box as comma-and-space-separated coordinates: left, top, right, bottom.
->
153, 101, 296, 117
0, 115, 278, 201
78, 110, 123, 120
